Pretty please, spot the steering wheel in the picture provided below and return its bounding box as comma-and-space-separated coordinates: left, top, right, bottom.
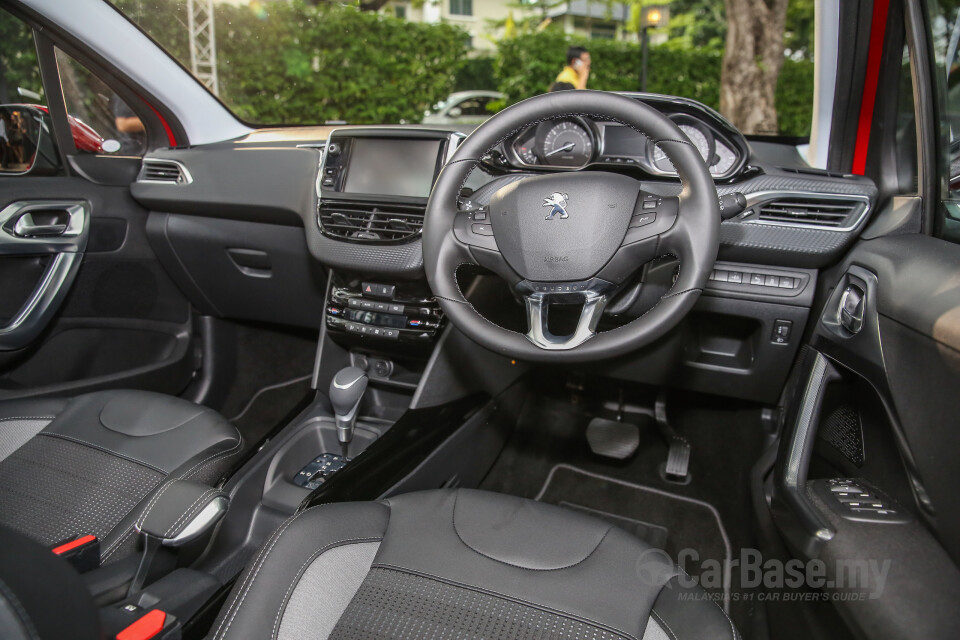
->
423, 90, 719, 362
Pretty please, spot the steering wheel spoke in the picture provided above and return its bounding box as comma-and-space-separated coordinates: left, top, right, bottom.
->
518, 280, 614, 350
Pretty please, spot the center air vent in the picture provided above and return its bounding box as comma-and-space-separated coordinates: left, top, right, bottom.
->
318, 200, 425, 243
753, 195, 867, 229
138, 160, 192, 185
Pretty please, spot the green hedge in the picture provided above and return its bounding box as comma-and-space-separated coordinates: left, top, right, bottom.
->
116, 0, 469, 125
494, 31, 814, 137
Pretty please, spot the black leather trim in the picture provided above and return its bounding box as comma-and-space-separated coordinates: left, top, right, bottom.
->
374, 489, 679, 637
213, 489, 740, 640
651, 576, 738, 640
135, 479, 225, 540
42, 391, 239, 474
0, 390, 242, 564
211, 502, 390, 640
452, 489, 612, 570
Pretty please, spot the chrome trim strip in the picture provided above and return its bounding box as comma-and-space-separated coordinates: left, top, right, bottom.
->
740, 191, 872, 232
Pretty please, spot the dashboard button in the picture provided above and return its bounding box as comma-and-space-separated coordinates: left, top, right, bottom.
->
388, 303, 405, 314
727, 271, 743, 283
764, 275, 779, 287
778, 277, 795, 288
749, 274, 765, 286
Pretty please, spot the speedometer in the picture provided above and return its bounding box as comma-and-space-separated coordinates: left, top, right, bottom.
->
539, 120, 594, 167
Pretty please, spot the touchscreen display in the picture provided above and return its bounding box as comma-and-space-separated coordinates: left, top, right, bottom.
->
342, 138, 442, 198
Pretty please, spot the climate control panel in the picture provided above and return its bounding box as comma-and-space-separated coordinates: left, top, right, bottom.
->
326, 281, 443, 343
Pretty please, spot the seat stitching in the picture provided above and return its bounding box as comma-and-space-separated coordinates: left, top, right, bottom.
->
270, 537, 383, 640
135, 481, 179, 530
650, 610, 679, 640
371, 562, 637, 640
177, 437, 243, 481
213, 505, 336, 640
37, 433, 166, 474
451, 491, 613, 571
163, 488, 219, 538
101, 526, 135, 561
0, 416, 55, 422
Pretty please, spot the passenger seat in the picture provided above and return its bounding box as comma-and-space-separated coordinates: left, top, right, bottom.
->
0, 390, 241, 563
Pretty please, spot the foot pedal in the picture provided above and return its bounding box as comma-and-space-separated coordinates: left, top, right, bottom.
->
586, 417, 640, 459
655, 392, 690, 482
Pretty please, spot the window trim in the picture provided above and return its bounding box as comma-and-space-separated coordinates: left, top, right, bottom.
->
449, 0, 473, 17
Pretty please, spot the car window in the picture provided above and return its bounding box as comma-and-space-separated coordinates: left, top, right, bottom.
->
56, 49, 146, 156
0, 7, 54, 176
455, 98, 489, 116
110, 0, 815, 139
927, 0, 960, 239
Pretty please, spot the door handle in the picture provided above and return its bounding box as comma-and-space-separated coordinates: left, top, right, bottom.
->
0, 200, 89, 351
13, 213, 68, 238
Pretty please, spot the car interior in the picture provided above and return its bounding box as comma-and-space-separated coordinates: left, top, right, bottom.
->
1, 0, 959, 639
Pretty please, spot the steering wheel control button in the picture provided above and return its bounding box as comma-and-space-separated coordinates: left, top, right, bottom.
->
471, 223, 494, 236
628, 212, 657, 228
473, 209, 488, 221
642, 200, 658, 209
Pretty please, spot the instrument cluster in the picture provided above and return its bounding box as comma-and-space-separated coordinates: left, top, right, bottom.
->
502, 96, 747, 180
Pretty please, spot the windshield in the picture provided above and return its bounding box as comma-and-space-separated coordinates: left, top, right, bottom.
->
111, 0, 814, 137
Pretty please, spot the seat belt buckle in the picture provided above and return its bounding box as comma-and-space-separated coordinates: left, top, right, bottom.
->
50, 534, 100, 573
115, 609, 180, 640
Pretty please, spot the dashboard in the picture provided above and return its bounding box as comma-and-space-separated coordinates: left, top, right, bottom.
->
499, 94, 748, 180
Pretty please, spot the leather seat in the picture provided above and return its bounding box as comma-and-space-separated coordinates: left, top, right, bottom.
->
0, 390, 241, 563
210, 488, 739, 640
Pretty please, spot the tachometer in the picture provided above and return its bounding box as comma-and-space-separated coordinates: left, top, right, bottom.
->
539, 120, 594, 167
653, 121, 714, 172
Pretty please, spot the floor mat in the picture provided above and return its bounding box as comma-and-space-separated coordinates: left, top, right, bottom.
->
219, 322, 318, 446
229, 374, 313, 444
535, 464, 732, 611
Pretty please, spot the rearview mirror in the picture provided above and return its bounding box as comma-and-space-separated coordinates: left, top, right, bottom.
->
0, 105, 60, 176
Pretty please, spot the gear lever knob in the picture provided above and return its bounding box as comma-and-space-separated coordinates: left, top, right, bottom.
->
329, 367, 368, 455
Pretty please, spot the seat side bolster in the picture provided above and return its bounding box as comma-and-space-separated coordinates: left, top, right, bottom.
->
650, 576, 738, 640
210, 502, 391, 640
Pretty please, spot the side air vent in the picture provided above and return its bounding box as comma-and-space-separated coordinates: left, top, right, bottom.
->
318, 200, 425, 243
752, 195, 867, 229
138, 160, 192, 185
777, 166, 854, 179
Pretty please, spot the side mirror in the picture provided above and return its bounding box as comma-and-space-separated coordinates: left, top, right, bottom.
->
447, 106, 463, 118
0, 104, 60, 176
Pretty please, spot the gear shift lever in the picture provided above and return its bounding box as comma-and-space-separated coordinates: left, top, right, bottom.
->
329, 367, 368, 459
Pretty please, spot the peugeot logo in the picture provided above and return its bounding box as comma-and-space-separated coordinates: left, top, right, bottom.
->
542, 192, 570, 220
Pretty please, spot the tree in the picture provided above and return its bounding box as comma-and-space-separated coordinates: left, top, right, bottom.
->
720, 0, 789, 135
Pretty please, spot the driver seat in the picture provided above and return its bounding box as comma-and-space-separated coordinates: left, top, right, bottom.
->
209, 489, 738, 640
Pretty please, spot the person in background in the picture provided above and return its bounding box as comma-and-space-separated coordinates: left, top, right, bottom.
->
555, 46, 591, 90
110, 94, 145, 152
548, 81, 576, 93
0, 112, 9, 169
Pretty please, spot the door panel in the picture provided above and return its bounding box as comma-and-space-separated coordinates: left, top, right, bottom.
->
765, 232, 960, 639
0, 176, 196, 400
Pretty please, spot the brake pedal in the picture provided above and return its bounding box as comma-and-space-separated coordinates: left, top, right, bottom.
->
655, 391, 690, 483
587, 387, 640, 460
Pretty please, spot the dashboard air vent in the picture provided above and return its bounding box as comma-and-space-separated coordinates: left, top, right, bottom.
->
755, 196, 865, 228
138, 160, 192, 185
318, 200, 425, 243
